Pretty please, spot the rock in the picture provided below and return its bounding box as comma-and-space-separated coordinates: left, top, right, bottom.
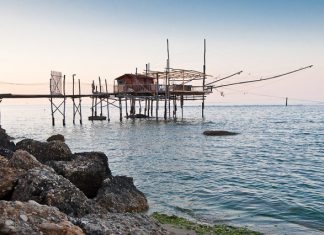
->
128, 114, 149, 119
8, 150, 44, 170
0, 127, 15, 151
203, 130, 239, 136
11, 167, 103, 217
0, 156, 23, 200
0, 200, 85, 234
49, 152, 112, 198
47, 134, 65, 142
16, 138, 72, 163
72, 213, 168, 235
0, 147, 14, 158
95, 176, 148, 213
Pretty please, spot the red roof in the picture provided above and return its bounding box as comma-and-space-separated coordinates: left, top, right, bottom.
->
115, 74, 154, 81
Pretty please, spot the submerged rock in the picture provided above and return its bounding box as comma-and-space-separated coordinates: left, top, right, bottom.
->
128, 114, 149, 119
16, 139, 72, 163
203, 130, 239, 136
49, 152, 112, 198
95, 176, 148, 213
11, 167, 102, 217
0, 127, 15, 151
47, 134, 65, 142
0, 200, 84, 235
72, 213, 168, 235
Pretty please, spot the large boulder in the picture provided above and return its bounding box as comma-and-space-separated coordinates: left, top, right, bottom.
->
0, 156, 24, 200
95, 176, 148, 213
11, 167, 103, 217
47, 134, 65, 142
16, 139, 72, 163
72, 213, 168, 235
49, 152, 112, 198
0, 127, 15, 151
0, 151, 49, 200
0, 200, 84, 234
8, 150, 44, 170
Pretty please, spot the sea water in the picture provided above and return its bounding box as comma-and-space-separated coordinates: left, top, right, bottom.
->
1, 104, 323, 234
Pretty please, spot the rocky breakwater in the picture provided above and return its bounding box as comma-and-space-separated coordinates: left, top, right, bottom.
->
0, 127, 168, 235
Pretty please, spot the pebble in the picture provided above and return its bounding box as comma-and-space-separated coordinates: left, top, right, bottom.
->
20, 214, 28, 222
5, 219, 14, 226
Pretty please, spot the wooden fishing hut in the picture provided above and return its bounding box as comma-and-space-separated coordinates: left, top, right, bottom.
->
114, 74, 155, 94
110, 68, 213, 121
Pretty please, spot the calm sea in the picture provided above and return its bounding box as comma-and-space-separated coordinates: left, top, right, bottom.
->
1, 104, 323, 234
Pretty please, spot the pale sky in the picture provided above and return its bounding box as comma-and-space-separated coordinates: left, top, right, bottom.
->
0, 0, 323, 104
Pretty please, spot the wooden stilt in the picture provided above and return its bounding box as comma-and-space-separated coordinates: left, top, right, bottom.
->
99, 77, 102, 116
95, 86, 98, 116
151, 99, 153, 117
174, 96, 177, 120
105, 79, 110, 122
156, 74, 159, 120
50, 78, 55, 126
72, 74, 75, 124
181, 95, 184, 119
202, 39, 206, 119
91, 81, 94, 121
125, 97, 128, 118
119, 97, 122, 122
164, 71, 168, 120
78, 79, 82, 125
63, 75, 66, 126
167, 39, 171, 119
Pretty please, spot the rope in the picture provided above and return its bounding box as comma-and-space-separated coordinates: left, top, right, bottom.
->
213, 65, 313, 89
0, 81, 113, 86
0, 81, 48, 86
220, 87, 324, 104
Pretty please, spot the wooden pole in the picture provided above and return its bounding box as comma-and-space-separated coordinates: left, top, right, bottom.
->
164, 72, 167, 120
202, 39, 206, 118
95, 86, 98, 116
72, 74, 75, 124
181, 95, 184, 119
50, 78, 55, 126
119, 96, 122, 121
99, 76, 102, 116
132, 98, 135, 115
105, 79, 110, 122
151, 98, 153, 117
213, 65, 314, 89
91, 81, 94, 120
63, 75, 66, 126
174, 97, 177, 120
139, 99, 142, 114
156, 74, 159, 120
125, 97, 128, 118
78, 79, 82, 125
167, 39, 171, 118
286, 97, 288, 106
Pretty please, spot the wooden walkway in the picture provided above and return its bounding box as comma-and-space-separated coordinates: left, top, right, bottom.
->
0, 93, 113, 99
